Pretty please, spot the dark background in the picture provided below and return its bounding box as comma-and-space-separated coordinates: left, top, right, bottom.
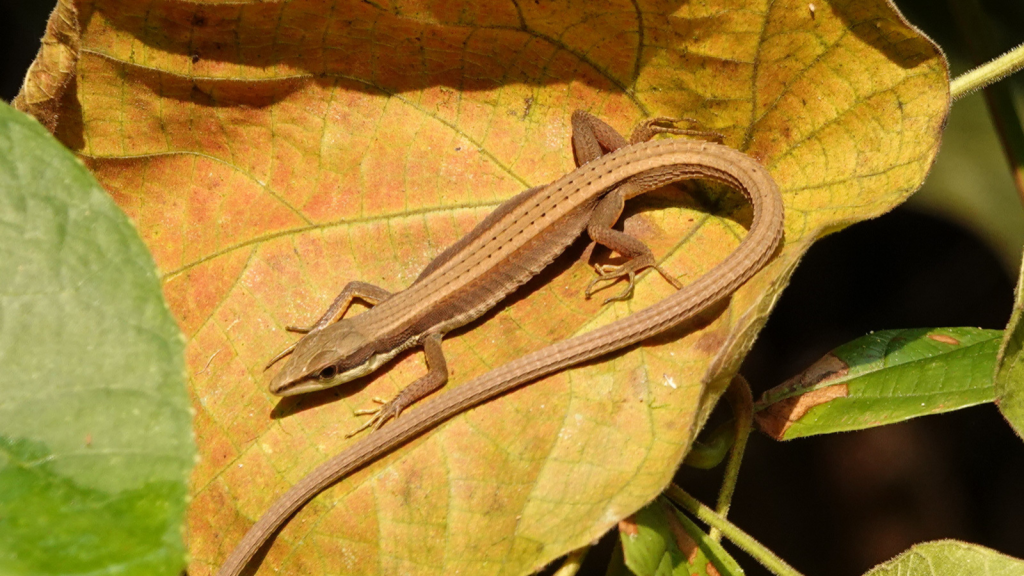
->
3, 1, 1022, 575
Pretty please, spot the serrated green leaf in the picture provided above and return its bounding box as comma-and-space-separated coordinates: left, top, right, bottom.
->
755, 328, 1000, 440
619, 499, 743, 576
995, 254, 1024, 440
0, 102, 192, 575
864, 540, 1024, 576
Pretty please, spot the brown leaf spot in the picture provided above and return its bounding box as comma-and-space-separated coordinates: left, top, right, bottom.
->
755, 353, 851, 439
756, 382, 849, 439
769, 353, 849, 398
706, 562, 722, 576
695, 328, 727, 356
618, 514, 639, 537
928, 333, 960, 345
663, 503, 699, 563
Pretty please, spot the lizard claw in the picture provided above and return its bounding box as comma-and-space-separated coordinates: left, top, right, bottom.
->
346, 397, 403, 438
353, 397, 387, 416
585, 261, 683, 304
585, 266, 637, 304
630, 117, 724, 145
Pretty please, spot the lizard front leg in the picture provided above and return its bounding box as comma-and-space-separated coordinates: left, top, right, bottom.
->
266, 281, 393, 369
346, 332, 448, 437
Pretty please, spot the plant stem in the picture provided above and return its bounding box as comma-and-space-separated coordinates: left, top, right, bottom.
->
710, 374, 753, 542
665, 485, 805, 576
948, 0, 1024, 205
551, 546, 588, 576
950, 41, 1024, 100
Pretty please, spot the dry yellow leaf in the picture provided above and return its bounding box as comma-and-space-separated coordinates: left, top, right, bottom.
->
17, 0, 949, 574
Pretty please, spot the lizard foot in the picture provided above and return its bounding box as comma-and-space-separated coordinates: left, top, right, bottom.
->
631, 117, 724, 145
585, 262, 683, 304
585, 265, 637, 303
346, 397, 403, 438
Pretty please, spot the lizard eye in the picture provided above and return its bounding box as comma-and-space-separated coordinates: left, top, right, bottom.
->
317, 366, 337, 380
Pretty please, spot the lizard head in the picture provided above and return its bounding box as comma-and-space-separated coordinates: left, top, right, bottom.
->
268, 320, 392, 396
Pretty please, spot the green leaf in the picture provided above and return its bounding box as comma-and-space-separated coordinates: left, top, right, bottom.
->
995, 254, 1024, 440
754, 328, 1000, 440
605, 542, 631, 576
0, 102, 192, 575
619, 499, 744, 576
864, 540, 1024, 576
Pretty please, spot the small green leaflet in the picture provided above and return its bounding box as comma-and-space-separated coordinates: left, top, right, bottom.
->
755, 328, 1000, 440
618, 498, 744, 576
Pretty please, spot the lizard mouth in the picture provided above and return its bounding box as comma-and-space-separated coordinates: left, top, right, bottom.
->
269, 349, 399, 397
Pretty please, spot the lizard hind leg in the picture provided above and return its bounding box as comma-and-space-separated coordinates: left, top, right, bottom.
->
582, 187, 684, 304
585, 261, 683, 303
571, 109, 631, 165
571, 110, 688, 303
630, 116, 725, 145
